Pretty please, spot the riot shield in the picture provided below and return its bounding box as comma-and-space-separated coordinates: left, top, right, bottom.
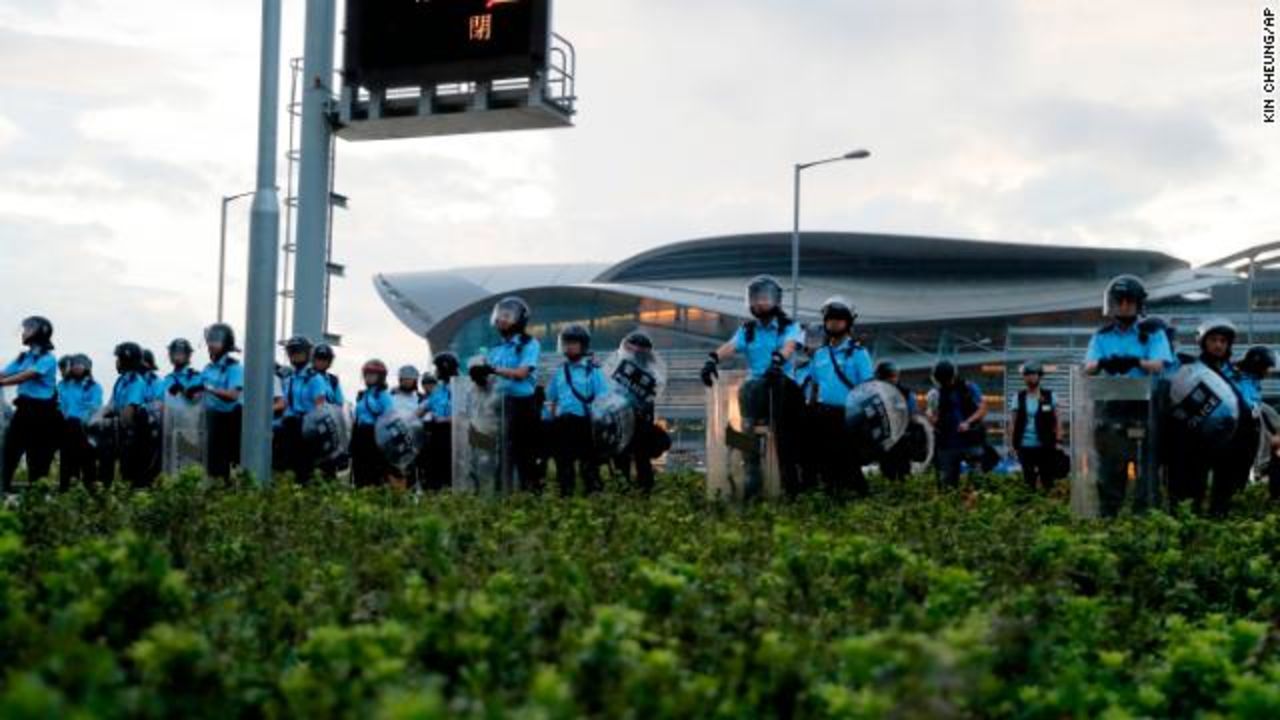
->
451, 378, 511, 494
605, 348, 668, 410
1165, 362, 1241, 452
303, 404, 351, 465
705, 371, 782, 501
1069, 368, 1156, 518
589, 392, 636, 460
161, 396, 206, 476
1254, 404, 1278, 480
845, 380, 911, 457
376, 410, 424, 471
86, 407, 118, 453
905, 415, 935, 475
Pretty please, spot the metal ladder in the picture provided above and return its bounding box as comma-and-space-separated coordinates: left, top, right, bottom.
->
281, 57, 346, 345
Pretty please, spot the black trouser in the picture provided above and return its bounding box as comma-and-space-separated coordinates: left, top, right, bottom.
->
553, 414, 600, 496
110, 409, 156, 488
739, 377, 803, 499
617, 416, 660, 493
419, 421, 452, 491
206, 407, 242, 481
2, 397, 61, 491
1270, 459, 1280, 502
59, 417, 96, 491
935, 445, 970, 491
880, 440, 912, 481
277, 415, 315, 484
1169, 421, 1257, 516
808, 403, 867, 498
504, 395, 541, 492
1017, 446, 1056, 493
1095, 401, 1149, 518
350, 423, 386, 488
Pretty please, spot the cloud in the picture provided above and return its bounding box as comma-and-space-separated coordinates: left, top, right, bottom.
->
0, 214, 201, 384
0, 113, 16, 150
0, 0, 1276, 391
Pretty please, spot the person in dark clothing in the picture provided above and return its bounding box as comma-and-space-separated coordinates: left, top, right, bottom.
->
926, 360, 987, 491
1008, 361, 1062, 493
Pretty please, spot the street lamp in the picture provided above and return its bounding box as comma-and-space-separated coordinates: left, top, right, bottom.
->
791, 148, 871, 317
218, 191, 255, 323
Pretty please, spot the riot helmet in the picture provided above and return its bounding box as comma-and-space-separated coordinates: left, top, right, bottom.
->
1240, 346, 1277, 379
746, 275, 783, 319
204, 323, 238, 356
1102, 275, 1147, 319
21, 316, 53, 351
490, 296, 531, 335
558, 324, 591, 357
433, 351, 460, 380
114, 342, 144, 373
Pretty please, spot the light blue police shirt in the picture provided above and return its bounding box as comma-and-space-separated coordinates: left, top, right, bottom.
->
354, 387, 393, 426
283, 368, 326, 417
163, 367, 204, 397
201, 356, 244, 413
3, 349, 58, 400
111, 372, 148, 412
314, 372, 345, 407
1021, 394, 1042, 448
421, 384, 451, 420
809, 339, 874, 407
731, 319, 804, 380
547, 358, 610, 418
58, 378, 103, 422
486, 335, 541, 398
1085, 323, 1174, 378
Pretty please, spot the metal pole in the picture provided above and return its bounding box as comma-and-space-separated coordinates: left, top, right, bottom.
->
791, 165, 802, 318
242, 0, 284, 485
218, 197, 230, 323
1248, 256, 1257, 344
218, 191, 254, 324
292, 0, 338, 342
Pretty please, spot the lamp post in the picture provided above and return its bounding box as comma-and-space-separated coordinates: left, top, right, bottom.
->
217, 191, 255, 323
241, 0, 284, 485
791, 149, 871, 317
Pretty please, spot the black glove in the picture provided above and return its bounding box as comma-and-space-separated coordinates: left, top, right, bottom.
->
1114, 355, 1141, 373
184, 385, 204, 401
765, 351, 786, 381
470, 363, 494, 386
700, 353, 719, 387
167, 383, 183, 397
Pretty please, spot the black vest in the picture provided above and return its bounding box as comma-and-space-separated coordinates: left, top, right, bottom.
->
1012, 389, 1057, 450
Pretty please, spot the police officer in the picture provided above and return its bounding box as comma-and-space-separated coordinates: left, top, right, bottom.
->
104, 342, 151, 486
1008, 361, 1062, 493
200, 323, 244, 480
1084, 275, 1173, 517
277, 336, 325, 481
57, 353, 102, 491
162, 339, 204, 400
311, 343, 345, 407
612, 331, 671, 493
470, 297, 542, 491
418, 353, 457, 491
1167, 319, 1254, 516
351, 359, 394, 488
420, 373, 439, 410
1236, 346, 1280, 501
57, 354, 73, 383
806, 297, 874, 498
390, 365, 421, 415
926, 360, 987, 491
547, 324, 610, 496
141, 349, 165, 404
0, 317, 61, 491
700, 275, 804, 497
875, 360, 917, 481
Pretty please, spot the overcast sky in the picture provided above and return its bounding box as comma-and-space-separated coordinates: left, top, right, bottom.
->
1, 0, 1276, 389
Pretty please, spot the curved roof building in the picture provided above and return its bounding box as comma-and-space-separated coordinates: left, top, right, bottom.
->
375, 231, 1238, 361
